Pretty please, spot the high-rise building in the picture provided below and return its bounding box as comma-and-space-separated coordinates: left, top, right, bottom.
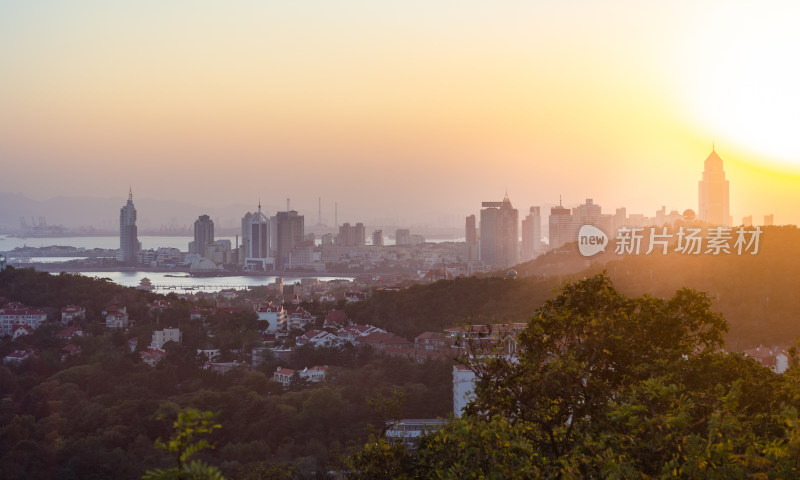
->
465, 215, 477, 245
336, 222, 366, 246
479, 194, 519, 268
240, 203, 271, 270
191, 214, 215, 257
764, 214, 774, 226
118, 188, 140, 265
395, 229, 411, 246
372, 230, 384, 246
549, 202, 574, 250
521, 206, 541, 260
698, 146, 730, 226
276, 210, 304, 269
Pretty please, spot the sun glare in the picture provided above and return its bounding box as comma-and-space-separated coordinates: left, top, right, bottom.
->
677, 3, 800, 168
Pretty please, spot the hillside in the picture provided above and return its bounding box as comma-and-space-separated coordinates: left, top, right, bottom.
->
348, 225, 800, 350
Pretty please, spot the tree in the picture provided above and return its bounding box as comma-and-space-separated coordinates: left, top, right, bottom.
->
143, 409, 224, 480
350, 274, 800, 478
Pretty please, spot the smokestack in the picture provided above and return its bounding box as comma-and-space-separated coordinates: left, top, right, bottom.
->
318, 197, 322, 225
335, 202, 338, 228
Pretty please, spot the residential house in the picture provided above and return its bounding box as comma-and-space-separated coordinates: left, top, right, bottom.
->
324, 309, 348, 329
103, 306, 129, 329
414, 332, 450, 354
273, 365, 328, 386
56, 325, 84, 339
256, 302, 286, 333
151, 327, 182, 349
140, 347, 166, 366
11, 324, 34, 340
356, 332, 413, 353
4, 349, 34, 365
61, 305, 86, 325
285, 307, 315, 330
0, 302, 47, 337
337, 324, 386, 344
296, 329, 338, 348
61, 344, 81, 362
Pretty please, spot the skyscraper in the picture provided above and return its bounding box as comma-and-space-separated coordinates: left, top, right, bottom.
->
549, 201, 574, 250
192, 214, 215, 257
276, 210, 304, 269
698, 146, 730, 226
118, 188, 140, 265
479, 194, 519, 268
521, 206, 541, 260
372, 230, 384, 246
241, 203, 271, 269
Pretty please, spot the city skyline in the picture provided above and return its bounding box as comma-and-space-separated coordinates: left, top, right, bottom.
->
2, 2, 800, 225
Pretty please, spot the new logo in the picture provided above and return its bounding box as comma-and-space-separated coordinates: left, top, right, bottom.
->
578, 225, 608, 257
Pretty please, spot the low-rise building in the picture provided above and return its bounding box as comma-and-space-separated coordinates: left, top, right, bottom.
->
257, 303, 286, 333
103, 306, 129, 329
61, 305, 86, 325
285, 307, 315, 330
296, 329, 338, 348
140, 347, 166, 366
151, 327, 182, 349
11, 324, 34, 340
56, 325, 84, 339
337, 324, 386, 344
4, 349, 35, 365
0, 302, 47, 337
273, 365, 328, 386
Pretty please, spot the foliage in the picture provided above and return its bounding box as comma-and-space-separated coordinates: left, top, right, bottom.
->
350, 274, 800, 479
143, 409, 224, 480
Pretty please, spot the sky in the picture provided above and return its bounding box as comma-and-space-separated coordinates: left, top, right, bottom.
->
2, 0, 800, 227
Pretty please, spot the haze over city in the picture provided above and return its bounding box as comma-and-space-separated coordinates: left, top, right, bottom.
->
2, 1, 800, 226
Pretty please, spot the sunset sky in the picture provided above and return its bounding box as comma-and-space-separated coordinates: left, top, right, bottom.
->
2, 1, 799, 226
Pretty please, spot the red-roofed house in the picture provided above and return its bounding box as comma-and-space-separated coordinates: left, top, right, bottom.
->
344, 292, 365, 303
285, 307, 315, 330
11, 324, 34, 340
61, 305, 86, 325
324, 309, 348, 329
147, 300, 170, 312
3, 349, 34, 365
56, 325, 84, 339
356, 332, 413, 352
337, 324, 386, 344
296, 329, 338, 348
103, 306, 129, 329
274, 367, 295, 386
140, 347, 166, 367
1, 302, 47, 337
256, 302, 286, 333
61, 344, 81, 361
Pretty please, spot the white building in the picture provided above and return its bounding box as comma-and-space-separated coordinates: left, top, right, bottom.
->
104, 306, 129, 329
151, 327, 182, 349
453, 364, 476, 417
0, 302, 47, 337
256, 303, 286, 333
61, 305, 86, 325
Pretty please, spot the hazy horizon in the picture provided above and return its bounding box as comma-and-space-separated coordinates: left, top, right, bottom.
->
2, 1, 800, 225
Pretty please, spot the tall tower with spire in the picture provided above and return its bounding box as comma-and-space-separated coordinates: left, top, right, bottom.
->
698, 145, 730, 226
118, 188, 140, 264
